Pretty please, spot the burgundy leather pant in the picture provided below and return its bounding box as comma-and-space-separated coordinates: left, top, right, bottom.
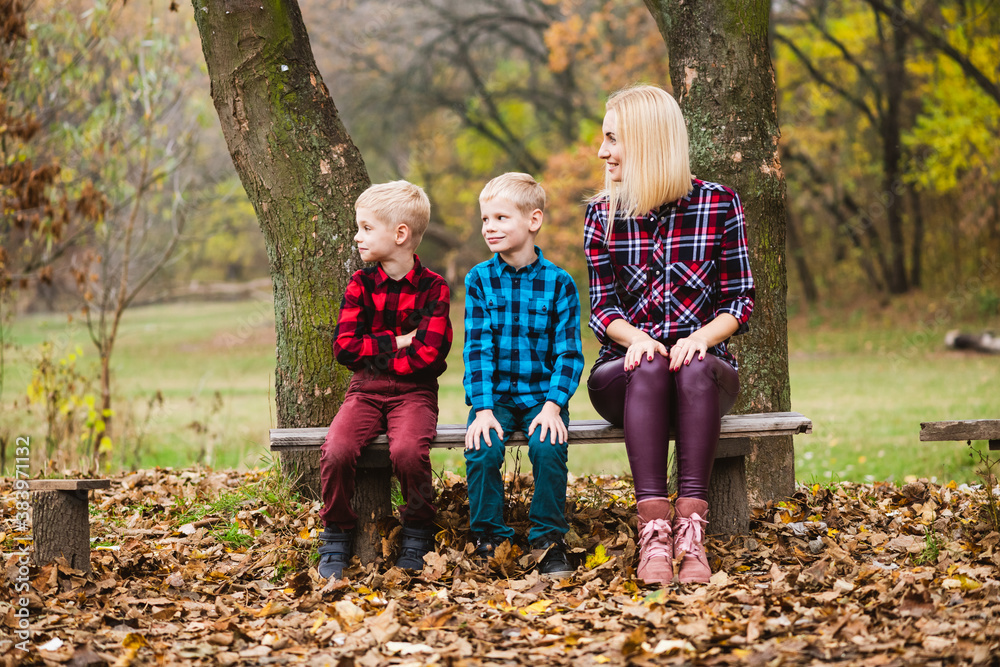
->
587, 354, 739, 501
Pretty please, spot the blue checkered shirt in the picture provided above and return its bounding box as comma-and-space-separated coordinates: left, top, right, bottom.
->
463, 248, 584, 412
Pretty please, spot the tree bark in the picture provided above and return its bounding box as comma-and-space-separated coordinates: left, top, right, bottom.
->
644, 0, 794, 504
192, 0, 369, 430
32, 490, 92, 572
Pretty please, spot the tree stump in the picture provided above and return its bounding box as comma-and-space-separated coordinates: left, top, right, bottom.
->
29, 479, 110, 573
707, 438, 751, 536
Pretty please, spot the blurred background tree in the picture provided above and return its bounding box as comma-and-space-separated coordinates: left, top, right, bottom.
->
5, 0, 997, 314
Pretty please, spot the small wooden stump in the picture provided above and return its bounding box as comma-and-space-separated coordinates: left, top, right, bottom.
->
29, 479, 110, 573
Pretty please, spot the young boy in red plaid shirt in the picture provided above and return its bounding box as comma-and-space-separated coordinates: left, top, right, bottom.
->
317, 181, 453, 580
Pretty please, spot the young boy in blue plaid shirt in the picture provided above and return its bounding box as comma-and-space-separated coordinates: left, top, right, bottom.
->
463, 172, 584, 576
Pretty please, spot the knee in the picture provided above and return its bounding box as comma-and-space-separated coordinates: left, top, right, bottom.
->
627, 353, 671, 390
529, 440, 568, 469
672, 357, 716, 395
321, 439, 357, 471
465, 437, 505, 469
390, 443, 429, 472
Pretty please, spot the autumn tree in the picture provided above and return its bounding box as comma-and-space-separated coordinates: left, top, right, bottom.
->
643, 0, 794, 502
192, 1, 369, 435
774, 0, 1000, 299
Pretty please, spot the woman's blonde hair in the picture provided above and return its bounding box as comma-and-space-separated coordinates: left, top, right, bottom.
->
600, 85, 692, 234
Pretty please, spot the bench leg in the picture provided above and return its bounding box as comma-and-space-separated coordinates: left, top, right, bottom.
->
277, 449, 322, 500
707, 454, 749, 536
353, 448, 392, 565
32, 490, 92, 573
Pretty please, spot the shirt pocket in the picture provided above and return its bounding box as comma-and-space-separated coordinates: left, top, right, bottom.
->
669, 260, 716, 326
484, 294, 507, 330
613, 263, 647, 303
529, 302, 551, 333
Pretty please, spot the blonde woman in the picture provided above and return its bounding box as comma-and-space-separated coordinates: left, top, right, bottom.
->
584, 85, 755, 585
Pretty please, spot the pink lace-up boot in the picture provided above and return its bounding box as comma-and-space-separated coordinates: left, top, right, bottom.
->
636, 498, 674, 585
673, 497, 711, 583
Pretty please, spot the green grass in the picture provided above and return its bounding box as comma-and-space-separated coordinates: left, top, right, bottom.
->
2, 297, 997, 483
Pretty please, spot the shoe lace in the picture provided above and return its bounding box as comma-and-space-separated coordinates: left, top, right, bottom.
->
674, 512, 708, 558
638, 518, 673, 562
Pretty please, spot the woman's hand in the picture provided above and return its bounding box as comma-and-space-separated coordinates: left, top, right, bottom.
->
623, 335, 669, 371
668, 333, 711, 371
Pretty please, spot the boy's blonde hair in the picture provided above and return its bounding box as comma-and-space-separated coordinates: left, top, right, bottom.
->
601, 85, 692, 230
355, 180, 431, 243
479, 172, 546, 215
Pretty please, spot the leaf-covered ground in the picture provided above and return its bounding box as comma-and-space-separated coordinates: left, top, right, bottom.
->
3, 468, 999, 666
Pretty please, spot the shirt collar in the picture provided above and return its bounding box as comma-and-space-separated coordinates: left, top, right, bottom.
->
647, 179, 698, 223
374, 254, 422, 286
490, 246, 544, 277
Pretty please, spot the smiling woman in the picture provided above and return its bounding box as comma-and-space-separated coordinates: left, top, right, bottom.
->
583, 84, 756, 586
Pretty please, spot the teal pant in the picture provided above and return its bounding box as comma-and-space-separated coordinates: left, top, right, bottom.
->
465, 402, 570, 543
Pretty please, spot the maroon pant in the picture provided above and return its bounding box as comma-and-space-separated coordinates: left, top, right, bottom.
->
587, 354, 739, 502
320, 371, 438, 530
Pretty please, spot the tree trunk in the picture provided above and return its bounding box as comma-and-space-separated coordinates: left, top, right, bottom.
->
786, 209, 819, 304
879, 0, 909, 294
644, 0, 794, 504
192, 0, 369, 430
909, 190, 924, 289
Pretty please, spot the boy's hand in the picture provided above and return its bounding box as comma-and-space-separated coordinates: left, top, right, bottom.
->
466, 409, 503, 451
528, 401, 568, 445
395, 331, 416, 349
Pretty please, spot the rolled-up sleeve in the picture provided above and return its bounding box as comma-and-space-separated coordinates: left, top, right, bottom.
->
715, 193, 755, 334
545, 274, 584, 409
463, 270, 495, 412
584, 201, 627, 344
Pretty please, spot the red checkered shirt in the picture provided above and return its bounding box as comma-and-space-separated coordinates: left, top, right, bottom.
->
584, 179, 755, 370
333, 255, 453, 380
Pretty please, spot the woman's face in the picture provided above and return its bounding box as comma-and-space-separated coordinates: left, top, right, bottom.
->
598, 108, 623, 183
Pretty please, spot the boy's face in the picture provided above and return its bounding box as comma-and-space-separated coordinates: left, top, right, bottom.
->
480, 198, 541, 259
354, 208, 400, 263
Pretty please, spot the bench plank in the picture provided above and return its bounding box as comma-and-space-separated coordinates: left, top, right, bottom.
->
920, 419, 1000, 442
920, 419, 1000, 451
29, 479, 111, 491
270, 411, 813, 450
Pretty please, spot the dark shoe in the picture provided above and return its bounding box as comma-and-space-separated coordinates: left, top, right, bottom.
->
472, 533, 508, 561
395, 524, 436, 570
317, 528, 353, 580
531, 534, 573, 577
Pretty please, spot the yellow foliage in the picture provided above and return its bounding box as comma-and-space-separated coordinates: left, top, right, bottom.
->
585, 543, 610, 568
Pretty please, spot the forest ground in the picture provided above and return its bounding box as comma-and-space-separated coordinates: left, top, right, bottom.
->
2, 466, 999, 666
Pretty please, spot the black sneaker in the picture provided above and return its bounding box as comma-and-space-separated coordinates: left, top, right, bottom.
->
472, 533, 508, 561
531, 534, 573, 577
317, 528, 353, 580
395, 524, 436, 570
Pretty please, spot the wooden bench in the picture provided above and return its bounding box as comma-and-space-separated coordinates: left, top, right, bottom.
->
29, 479, 111, 573
920, 419, 1000, 450
271, 412, 812, 562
